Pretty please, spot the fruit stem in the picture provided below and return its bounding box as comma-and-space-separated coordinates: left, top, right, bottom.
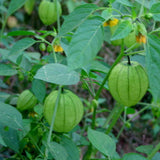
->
127, 56, 131, 65
44, 85, 62, 160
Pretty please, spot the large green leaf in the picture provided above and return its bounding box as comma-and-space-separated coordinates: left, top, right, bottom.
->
117, 0, 132, 7
60, 136, 80, 160
0, 102, 23, 130
59, 4, 98, 36
136, 145, 153, 155
146, 34, 160, 102
0, 125, 19, 152
88, 128, 116, 157
122, 153, 147, 160
150, 2, 160, 21
8, 38, 36, 63
0, 64, 17, 76
31, 79, 46, 103
7, 0, 26, 17
67, 16, 104, 69
83, 60, 109, 74
111, 20, 132, 40
34, 63, 80, 85
48, 142, 68, 160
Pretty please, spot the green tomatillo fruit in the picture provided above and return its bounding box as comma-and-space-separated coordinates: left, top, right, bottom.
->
24, 0, 35, 15
38, 0, 62, 25
108, 61, 149, 107
110, 24, 139, 49
17, 90, 37, 111
44, 89, 84, 132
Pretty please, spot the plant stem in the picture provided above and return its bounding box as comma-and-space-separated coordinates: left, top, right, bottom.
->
117, 104, 151, 139
28, 133, 44, 156
84, 45, 125, 159
102, 103, 119, 128
147, 142, 160, 160
125, 50, 145, 56
55, 0, 60, 33
44, 86, 62, 160
95, 44, 124, 100
105, 104, 124, 134
0, 17, 7, 41
138, 0, 145, 18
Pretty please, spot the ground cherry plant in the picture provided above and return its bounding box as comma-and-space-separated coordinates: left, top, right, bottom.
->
0, 0, 160, 159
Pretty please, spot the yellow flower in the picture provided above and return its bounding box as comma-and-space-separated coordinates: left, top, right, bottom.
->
109, 18, 119, 27
103, 18, 119, 27
53, 45, 64, 52
103, 21, 109, 27
136, 33, 146, 44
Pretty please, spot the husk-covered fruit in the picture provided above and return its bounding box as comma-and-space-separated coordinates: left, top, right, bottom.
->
108, 61, 149, 107
17, 90, 37, 111
24, 0, 35, 15
110, 24, 139, 48
44, 89, 84, 132
38, 0, 62, 25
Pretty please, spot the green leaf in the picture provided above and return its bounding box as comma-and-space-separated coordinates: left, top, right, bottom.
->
66, 0, 82, 13
83, 60, 109, 74
7, 30, 36, 36
135, 0, 150, 9
7, 0, 26, 17
117, 0, 132, 7
60, 136, 80, 160
48, 142, 68, 160
111, 20, 132, 40
88, 128, 116, 157
8, 38, 36, 63
0, 125, 19, 152
18, 119, 31, 140
67, 16, 104, 69
101, 9, 112, 21
150, 2, 160, 21
0, 134, 6, 146
59, 3, 98, 36
136, 145, 153, 155
34, 63, 80, 85
0, 92, 10, 102
0, 102, 23, 130
0, 79, 8, 89
31, 79, 46, 103
122, 153, 147, 160
146, 34, 160, 102
0, 64, 17, 76
152, 152, 160, 160
0, 48, 9, 60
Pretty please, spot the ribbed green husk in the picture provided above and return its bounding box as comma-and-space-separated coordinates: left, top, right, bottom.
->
17, 90, 37, 111
110, 26, 140, 48
44, 89, 84, 132
38, 0, 62, 25
108, 61, 149, 107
